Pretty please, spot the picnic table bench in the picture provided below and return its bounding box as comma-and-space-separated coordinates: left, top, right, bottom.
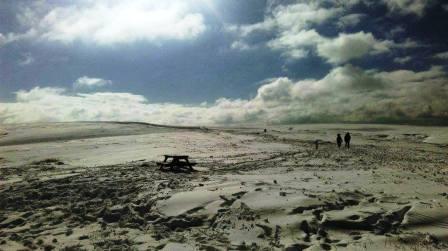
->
157, 155, 197, 171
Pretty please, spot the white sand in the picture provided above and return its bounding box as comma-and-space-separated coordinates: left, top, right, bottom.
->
0, 122, 447, 250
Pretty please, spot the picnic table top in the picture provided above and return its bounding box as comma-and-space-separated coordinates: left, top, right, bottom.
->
158, 155, 196, 171
163, 155, 189, 158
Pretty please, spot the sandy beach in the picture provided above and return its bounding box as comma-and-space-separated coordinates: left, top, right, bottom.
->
0, 122, 447, 250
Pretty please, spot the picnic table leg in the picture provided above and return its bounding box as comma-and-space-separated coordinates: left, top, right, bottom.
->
159, 156, 169, 170
171, 158, 179, 171
186, 159, 194, 170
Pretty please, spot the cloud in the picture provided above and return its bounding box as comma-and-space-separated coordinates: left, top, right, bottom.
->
2, 65, 447, 125
229, 1, 421, 64
273, 29, 422, 64
15, 87, 66, 103
226, 1, 342, 45
433, 51, 448, 60
375, 65, 445, 83
382, 0, 432, 17
393, 56, 412, 64
269, 30, 402, 64
2, 87, 154, 123
0, 32, 24, 47
0, 33, 6, 47
267, 29, 322, 59
7, 0, 206, 46
18, 53, 35, 66
337, 13, 365, 28
316, 32, 392, 64
227, 2, 340, 42
73, 76, 112, 89
389, 26, 406, 37
272, 2, 341, 31
227, 2, 335, 55
230, 41, 254, 51
394, 38, 421, 49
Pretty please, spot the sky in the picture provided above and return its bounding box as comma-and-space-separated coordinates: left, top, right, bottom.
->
0, 0, 448, 125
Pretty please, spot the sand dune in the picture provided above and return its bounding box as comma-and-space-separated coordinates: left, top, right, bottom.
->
0, 122, 191, 146
0, 122, 447, 250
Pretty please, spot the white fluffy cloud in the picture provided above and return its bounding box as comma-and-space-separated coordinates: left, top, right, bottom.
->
383, 0, 432, 17
375, 65, 445, 83
227, 1, 340, 54
229, 1, 421, 64
394, 56, 412, 64
74, 76, 112, 89
228, 2, 340, 37
337, 13, 365, 28
269, 30, 400, 64
434, 51, 448, 60
316, 32, 391, 64
8, 0, 206, 46
2, 65, 447, 125
267, 29, 322, 59
271, 30, 420, 64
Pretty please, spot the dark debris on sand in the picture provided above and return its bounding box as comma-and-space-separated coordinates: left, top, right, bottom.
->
0, 162, 203, 250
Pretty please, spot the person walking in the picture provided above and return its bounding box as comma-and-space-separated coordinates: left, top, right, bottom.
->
344, 132, 351, 149
336, 134, 343, 148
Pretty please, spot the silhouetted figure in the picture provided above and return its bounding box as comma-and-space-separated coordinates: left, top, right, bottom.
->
336, 134, 343, 148
344, 132, 351, 149
315, 140, 319, 150
264, 128, 267, 133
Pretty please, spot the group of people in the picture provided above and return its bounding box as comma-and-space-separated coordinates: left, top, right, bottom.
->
314, 132, 351, 150
337, 132, 351, 149
263, 128, 352, 149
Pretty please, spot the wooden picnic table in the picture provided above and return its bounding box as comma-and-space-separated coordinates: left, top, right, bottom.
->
157, 155, 196, 171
